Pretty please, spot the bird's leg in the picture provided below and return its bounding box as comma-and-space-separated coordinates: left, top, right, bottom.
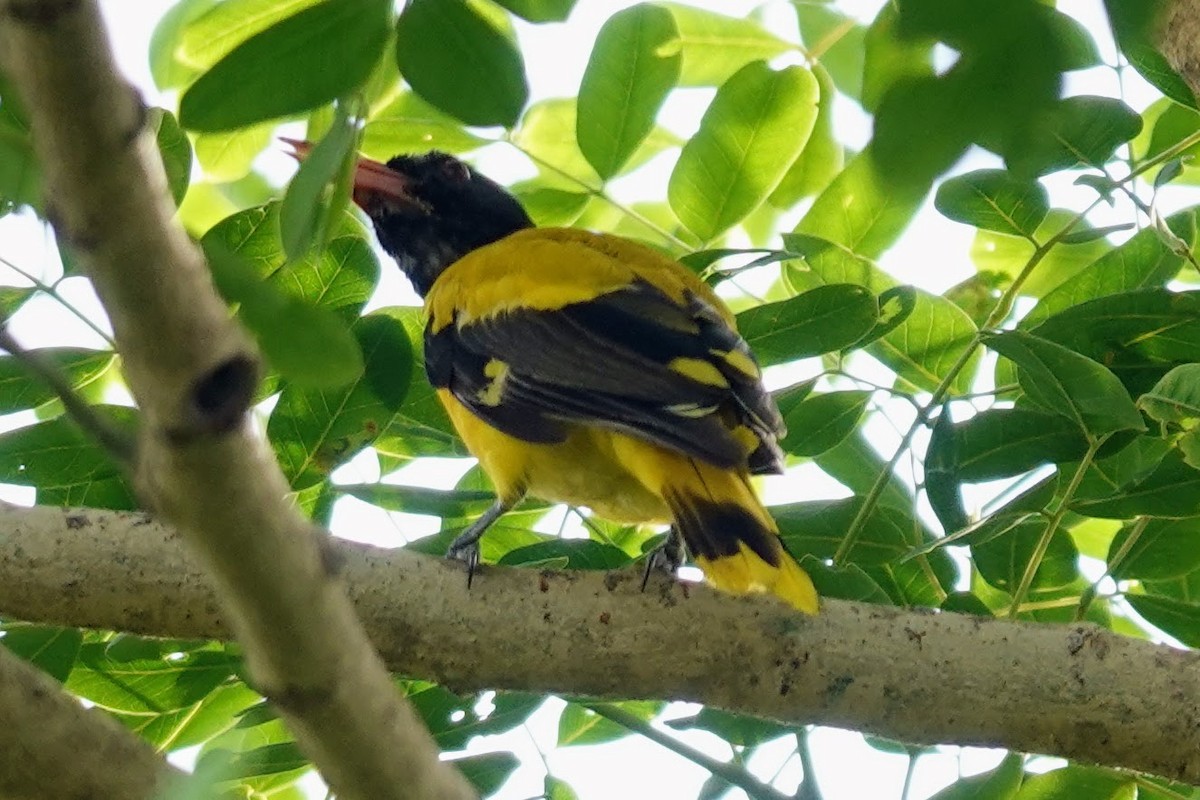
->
447, 497, 513, 586
641, 526, 686, 591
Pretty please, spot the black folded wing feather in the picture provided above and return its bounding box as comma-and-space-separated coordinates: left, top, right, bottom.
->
425, 280, 785, 472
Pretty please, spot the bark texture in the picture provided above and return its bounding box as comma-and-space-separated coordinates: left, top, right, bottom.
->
0, 644, 183, 800
2, 505, 1198, 785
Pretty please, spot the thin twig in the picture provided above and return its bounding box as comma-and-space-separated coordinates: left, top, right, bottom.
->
583, 703, 791, 800
794, 728, 823, 800
0, 254, 115, 346
1007, 436, 1108, 618
0, 325, 134, 464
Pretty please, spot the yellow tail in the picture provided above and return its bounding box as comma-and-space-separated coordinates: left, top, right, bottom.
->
664, 464, 818, 614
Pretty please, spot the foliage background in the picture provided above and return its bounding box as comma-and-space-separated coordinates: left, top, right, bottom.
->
3, 0, 1200, 798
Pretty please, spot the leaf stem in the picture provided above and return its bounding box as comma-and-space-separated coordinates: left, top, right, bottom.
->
1074, 516, 1148, 622
834, 197, 1105, 565
583, 704, 790, 800
1006, 436, 1107, 619
0, 326, 135, 465
794, 728, 823, 800
0, 255, 115, 346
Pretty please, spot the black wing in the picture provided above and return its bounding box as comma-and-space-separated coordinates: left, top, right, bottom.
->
425, 280, 785, 472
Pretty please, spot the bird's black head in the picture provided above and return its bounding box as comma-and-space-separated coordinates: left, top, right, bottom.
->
349, 150, 533, 297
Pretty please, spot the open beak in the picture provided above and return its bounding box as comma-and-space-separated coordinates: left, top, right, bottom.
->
280, 137, 421, 213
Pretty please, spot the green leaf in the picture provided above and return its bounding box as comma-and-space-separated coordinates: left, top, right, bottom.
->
149, 109, 192, 207
935, 169, 1049, 238
450, 752, 520, 795
0, 89, 40, 211
1105, 0, 1197, 109
973, 518, 1079, 593
269, 313, 413, 489
1126, 594, 1200, 647
1020, 209, 1195, 329
267, 236, 380, 323
983, 331, 1145, 437
207, 245, 365, 389
970, 210, 1112, 301
1013, 766, 1134, 800
776, 498, 919, 566
794, 3, 865, 101
658, 3, 791, 87
509, 182, 591, 227
499, 539, 632, 570
665, 707, 788, 748
769, 63, 843, 207
798, 555, 892, 604
0, 410, 136, 509
1073, 450, 1200, 519
0, 348, 114, 414
196, 742, 310, 781
0, 625, 81, 683
737, 284, 877, 367
179, 0, 392, 132
279, 113, 357, 260
193, 123, 274, 183
65, 645, 237, 714
375, 308, 466, 458
177, 0, 325, 70
1110, 518, 1200, 581
1031, 289, 1200, 398
337, 483, 494, 518
926, 753, 1024, 800
119, 682, 262, 752
793, 150, 926, 258
925, 409, 968, 533
492, 0, 576, 22
361, 92, 488, 159
201, 202, 366, 282
1140, 364, 1200, 425
404, 686, 542, 749
148, 0, 220, 89
0, 287, 34, 320
395, 0, 529, 128
936, 407, 1090, 483
1008, 96, 1143, 177
870, 75, 973, 190
669, 61, 818, 242
788, 239, 978, 392
557, 702, 657, 746
577, 4, 680, 180
781, 390, 871, 457
861, 2, 933, 113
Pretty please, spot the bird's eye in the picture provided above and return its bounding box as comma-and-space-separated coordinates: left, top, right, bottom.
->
439, 156, 471, 184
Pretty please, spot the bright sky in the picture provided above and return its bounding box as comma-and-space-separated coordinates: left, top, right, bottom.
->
0, 1, 1178, 798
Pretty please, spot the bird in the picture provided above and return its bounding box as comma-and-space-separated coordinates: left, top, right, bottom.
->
286, 141, 818, 614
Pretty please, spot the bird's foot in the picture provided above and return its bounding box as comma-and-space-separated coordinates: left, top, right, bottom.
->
446, 534, 483, 588
641, 529, 685, 591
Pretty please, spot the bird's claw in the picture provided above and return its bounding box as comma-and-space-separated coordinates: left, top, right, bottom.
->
641, 529, 685, 591
446, 539, 482, 588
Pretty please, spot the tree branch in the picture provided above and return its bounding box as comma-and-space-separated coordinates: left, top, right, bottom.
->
0, 642, 183, 799
0, 2, 472, 798
1, 505, 1198, 785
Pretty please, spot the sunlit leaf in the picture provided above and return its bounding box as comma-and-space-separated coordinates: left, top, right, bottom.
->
577, 4, 680, 180
180, 0, 392, 132
669, 61, 818, 241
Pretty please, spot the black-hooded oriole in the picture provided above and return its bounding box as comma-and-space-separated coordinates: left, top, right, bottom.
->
300, 144, 818, 613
